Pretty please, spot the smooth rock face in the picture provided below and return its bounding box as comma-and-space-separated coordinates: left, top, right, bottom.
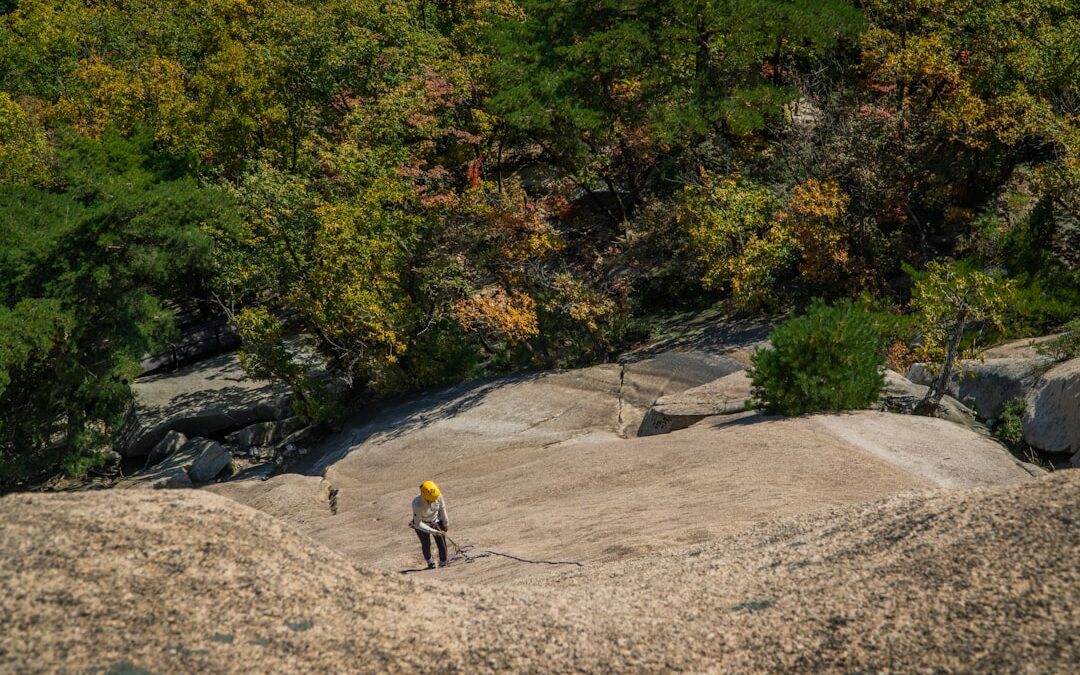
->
5, 477, 1080, 673
120, 352, 292, 457
808, 412, 1026, 489
639, 370, 752, 436
144, 430, 188, 469
981, 335, 1062, 359
187, 438, 233, 483
117, 466, 193, 490
214, 365, 1030, 588
1023, 357, 1080, 454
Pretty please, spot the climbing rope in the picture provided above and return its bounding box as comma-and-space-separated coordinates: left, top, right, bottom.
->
408, 524, 583, 569
445, 536, 583, 568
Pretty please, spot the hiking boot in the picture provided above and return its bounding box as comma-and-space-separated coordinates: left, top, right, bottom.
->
438, 561, 448, 568
426, 559, 435, 570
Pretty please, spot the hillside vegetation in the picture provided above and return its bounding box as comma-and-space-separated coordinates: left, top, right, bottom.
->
1, 0, 1078, 481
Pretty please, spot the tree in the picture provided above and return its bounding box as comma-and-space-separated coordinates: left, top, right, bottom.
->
0, 92, 49, 184
678, 172, 870, 310
0, 129, 232, 482
488, 0, 865, 222
677, 170, 792, 310
209, 38, 567, 390
859, 0, 1080, 256
909, 261, 1014, 416
1, 0, 428, 175
749, 299, 886, 415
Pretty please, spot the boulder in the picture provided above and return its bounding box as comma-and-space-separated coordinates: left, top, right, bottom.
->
143, 430, 187, 469
226, 421, 276, 450
276, 426, 313, 451
121, 437, 231, 487
882, 371, 983, 432
230, 463, 277, 482
187, 438, 233, 483
616, 352, 747, 437
1023, 357, 1080, 454
904, 362, 938, 388
225, 417, 305, 451
119, 352, 293, 457
116, 466, 193, 490
957, 357, 1054, 420
905, 356, 1053, 420
638, 370, 751, 436
144, 436, 202, 473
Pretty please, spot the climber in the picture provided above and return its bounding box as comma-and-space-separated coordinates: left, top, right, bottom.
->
411, 480, 450, 569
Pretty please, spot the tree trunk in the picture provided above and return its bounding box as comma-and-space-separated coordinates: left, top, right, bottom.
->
915, 312, 967, 416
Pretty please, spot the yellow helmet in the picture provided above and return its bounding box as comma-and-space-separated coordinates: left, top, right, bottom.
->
420, 480, 441, 502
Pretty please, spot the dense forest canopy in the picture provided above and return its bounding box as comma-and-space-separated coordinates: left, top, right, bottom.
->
1, 0, 1077, 481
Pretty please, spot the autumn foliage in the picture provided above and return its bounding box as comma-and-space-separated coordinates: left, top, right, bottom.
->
1, 0, 1077, 480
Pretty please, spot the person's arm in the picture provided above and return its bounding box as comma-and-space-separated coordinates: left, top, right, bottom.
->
410, 497, 423, 528
438, 497, 449, 530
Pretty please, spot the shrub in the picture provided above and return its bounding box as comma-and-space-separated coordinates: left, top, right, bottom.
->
1035, 318, 1080, 362
750, 299, 886, 415
1005, 276, 1080, 339
994, 397, 1028, 447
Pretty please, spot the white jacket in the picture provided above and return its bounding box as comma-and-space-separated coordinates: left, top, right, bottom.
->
411, 494, 449, 530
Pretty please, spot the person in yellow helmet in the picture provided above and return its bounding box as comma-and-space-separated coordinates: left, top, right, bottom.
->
411, 480, 450, 569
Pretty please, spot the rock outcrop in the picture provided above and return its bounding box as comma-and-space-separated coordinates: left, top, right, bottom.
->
904, 336, 1080, 460
226, 417, 306, 455
3, 474, 1077, 673
637, 368, 990, 438
615, 351, 746, 436
638, 370, 752, 436
1023, 357, 1080, 458
906, 356, 1052, 420
187, 438, 234, 482
118, 436, 232, 488
214, 372, 1031, 586
123, 466, 194, 490
980, 334, 1062, 359
882, 370, 983, 431
119, 352, 292, 457
144, 429, 188, 469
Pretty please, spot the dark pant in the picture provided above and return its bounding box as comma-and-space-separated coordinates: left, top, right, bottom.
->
416, 527, 447, 563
